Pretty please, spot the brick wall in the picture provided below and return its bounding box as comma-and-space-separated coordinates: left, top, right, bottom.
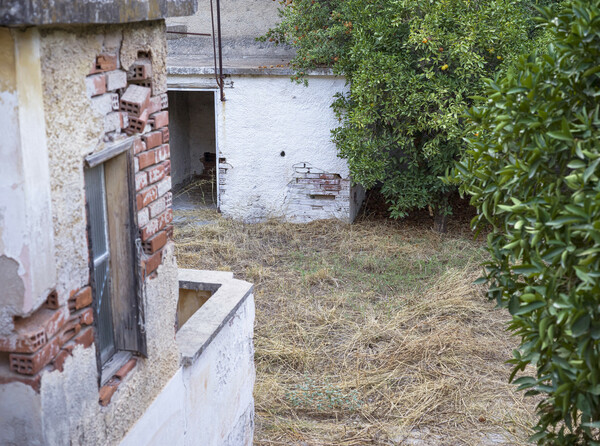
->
285, 163, 353, 223
0, 49, 172, 400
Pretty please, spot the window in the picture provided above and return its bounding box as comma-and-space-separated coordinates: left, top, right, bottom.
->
84, 141, 146, 380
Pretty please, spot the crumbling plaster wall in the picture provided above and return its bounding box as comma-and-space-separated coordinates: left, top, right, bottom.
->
0, 28, 56, 330
212, 74, 363, 222
40, 250, 179, 445
0, 21, 179, 445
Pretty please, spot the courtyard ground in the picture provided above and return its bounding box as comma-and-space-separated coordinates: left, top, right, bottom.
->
173, 191, 537, 445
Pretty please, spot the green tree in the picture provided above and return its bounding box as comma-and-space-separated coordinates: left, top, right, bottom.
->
262, 0, 548, 231
455, 1, 600, 443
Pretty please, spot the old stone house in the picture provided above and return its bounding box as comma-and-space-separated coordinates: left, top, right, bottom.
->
0, 1, 254, 445
166, 0, 365, 223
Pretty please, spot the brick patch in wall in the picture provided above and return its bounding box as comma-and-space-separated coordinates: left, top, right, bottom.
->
9, 334, 62, 375
0, 306, 69, 354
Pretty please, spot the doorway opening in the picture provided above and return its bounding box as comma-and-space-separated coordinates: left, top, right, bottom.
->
167, 90, 217, 214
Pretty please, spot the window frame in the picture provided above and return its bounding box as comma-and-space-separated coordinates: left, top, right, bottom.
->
84, 137, 147, 384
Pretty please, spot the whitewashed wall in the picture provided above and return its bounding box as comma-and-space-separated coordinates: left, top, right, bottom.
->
214, 74, 363, 223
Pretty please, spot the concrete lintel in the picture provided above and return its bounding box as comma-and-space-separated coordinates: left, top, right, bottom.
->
0, 0, 198, 27
176, 269, 253, 367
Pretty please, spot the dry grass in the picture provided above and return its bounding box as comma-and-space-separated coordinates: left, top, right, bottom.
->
174, 207, 537, 445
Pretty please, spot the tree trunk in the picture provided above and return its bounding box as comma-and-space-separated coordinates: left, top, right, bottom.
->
433, 210, 448, 233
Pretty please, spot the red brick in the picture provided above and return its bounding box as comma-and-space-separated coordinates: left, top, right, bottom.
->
135, 171, 148, 192
68, 286, 92, 312
149, 96, 163, 114
144, 250, 163, 275
86, 74, 106, 97
137, 185, 158, 211
44, 290, 60, 309
115, 358, 137, 380
151, 111, 169, 129
142, 230, 167, 254
120, 84, 151, 117
160, 127, 170, 143
133, 137, 146, 155
322, 184, 341, 191
140, 209, 172, 241
127, 109, 149, 135
0, 372, 43, 392
99, 378, 120, 406
58, 321, 81, 346
9, 335, 61, 376
95, 53, 118, 72
74, 327, 94, 349
143, 131, 163, 150
79, 307, 94, 326
52, 348, 72, 372
147, 163, 165, 185
154, 144, 170, 164
163, 160, 171, 176
128, 59, 152, 80
137, 150, 155, 171
0, 306, 69, 354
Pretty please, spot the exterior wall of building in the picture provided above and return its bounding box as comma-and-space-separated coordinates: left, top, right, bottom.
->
0, 21, 180, 445
168, 72, 363, 222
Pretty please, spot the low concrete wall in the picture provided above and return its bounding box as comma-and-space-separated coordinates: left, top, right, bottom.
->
120, 270, 255, 446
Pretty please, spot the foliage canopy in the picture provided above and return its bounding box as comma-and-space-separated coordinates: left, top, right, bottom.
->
262, 0, 549, 227
456, 0, 600, 443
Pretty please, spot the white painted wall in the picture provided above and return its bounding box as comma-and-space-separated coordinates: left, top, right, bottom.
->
215, 74, 363, 222
0, 28, 56, 328
120, 293, 255, 446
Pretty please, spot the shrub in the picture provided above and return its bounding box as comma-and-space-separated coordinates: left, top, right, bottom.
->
262, 0, 548, 230
455, 1, 600, 443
